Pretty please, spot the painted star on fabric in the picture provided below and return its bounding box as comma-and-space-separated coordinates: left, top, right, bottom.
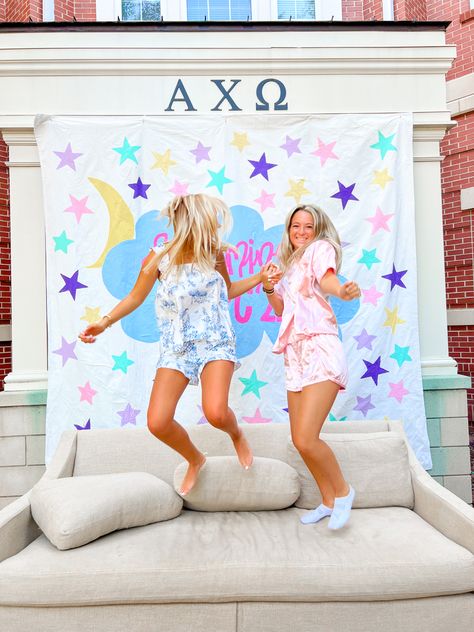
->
390, 344, 412, 367
388, 380, 409, 404
80, 306, 101, 325
113, 137, 141, 165
254, 189, 275, 213
169, 180, 189, 196
78, 381, 97, 404
242, 407, 272, 424
64, 195, 94, 223
383, 306, 405, 334
151, 149, 177, 175
353, 329, 377, 351
361, 356, 389, 386
248, 153, 277, 180
206, 166, 233, 194
53, 337, 77, 366
128, 177, 151, 199
370, 131, 397, 159
366, 207, 394, 234
285, 179, 310, 204
230, 132, 250, 152
74, 419, 91, 431
239, 370, 268, 399
353, 395, 375, 417
372, 168, 394, 189
362, 285, 384, 306
358, 249, 381, 270
382, 264, 407, 291
190, 141, 211, 164
197, 405, 208, 425
331, 181, 359, 210
112, 351, 134, 374
312, 138, 339, 166
54, 142, 82, 170
328, 413, 348, 421
117, 403, 140, 426
53, 230, 73, 253
59, 270, 87, 300
280, 136, 301, 158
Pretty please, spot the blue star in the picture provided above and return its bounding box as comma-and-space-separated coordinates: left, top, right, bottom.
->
248, 153, 277, 180
382, 264, 407, 291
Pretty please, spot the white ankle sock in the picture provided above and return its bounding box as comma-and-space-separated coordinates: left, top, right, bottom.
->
300, 503, 333, 525
328, 486, 355, 530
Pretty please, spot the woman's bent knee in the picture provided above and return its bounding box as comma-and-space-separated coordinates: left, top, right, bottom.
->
147, 416, 172, 438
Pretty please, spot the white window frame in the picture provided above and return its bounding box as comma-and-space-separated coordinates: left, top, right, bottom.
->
270, 1, 342, 21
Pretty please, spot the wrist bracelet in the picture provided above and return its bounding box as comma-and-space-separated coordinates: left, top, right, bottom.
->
262, 286, 275, 295
103, 314, 112, 328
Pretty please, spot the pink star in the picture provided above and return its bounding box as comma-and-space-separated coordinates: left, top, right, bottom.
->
388, 380, 409, 403
78, 381, 97, 404
254, 189, 275, 213
362, 285, 384, 306
169, 180, 189, 196
311, 138, 338, 166
242, 407, 272, 424
54, 142, 83, 170
64, 195, 93, 223
366, 206, 394, 234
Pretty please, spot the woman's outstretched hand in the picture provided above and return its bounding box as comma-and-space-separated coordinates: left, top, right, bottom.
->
78, 319, 108, 344
338, 280, 361, 301
260, 262, 282, 287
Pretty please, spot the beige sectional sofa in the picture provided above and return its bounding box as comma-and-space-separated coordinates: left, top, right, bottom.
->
0, 419, 473, 632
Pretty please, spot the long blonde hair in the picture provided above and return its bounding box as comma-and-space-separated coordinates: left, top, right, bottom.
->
145, 193, 232, 275
278, 204, 342, 273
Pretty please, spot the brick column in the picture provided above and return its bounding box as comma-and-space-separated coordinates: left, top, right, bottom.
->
394, 0, 428, 20
0, 138, 11, 390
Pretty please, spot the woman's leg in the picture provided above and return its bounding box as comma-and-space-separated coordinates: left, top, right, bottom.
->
200, 360, 253, 468
147, 368, 206, 495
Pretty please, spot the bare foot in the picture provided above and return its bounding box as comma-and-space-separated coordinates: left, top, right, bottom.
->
232, 429, 253, 469
180, 453, 206, 496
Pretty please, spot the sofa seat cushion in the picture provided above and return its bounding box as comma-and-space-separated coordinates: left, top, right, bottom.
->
0, 507, 472, 606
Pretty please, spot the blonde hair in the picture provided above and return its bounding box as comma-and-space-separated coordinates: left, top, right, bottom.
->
145, 193, 232, 275
278, 204, 342, 273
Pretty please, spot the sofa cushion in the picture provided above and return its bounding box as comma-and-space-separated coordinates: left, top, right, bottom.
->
287, 432, 414, 509
173, 456, 300, 511
30, 472, 182, 550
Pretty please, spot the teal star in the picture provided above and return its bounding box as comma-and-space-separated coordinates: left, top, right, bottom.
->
239, 370, 268, 399
113, 137, 141, 165
390, 344, 412, 367
329, 413, 348, 421
206, 166, 233, 194
53, 230, 74, 253
357, 248, 381, 270
370, 131, 397, 160
112, 351, 134, 374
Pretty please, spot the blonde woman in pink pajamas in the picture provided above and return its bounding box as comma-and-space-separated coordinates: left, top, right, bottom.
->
263, 204, 360, 530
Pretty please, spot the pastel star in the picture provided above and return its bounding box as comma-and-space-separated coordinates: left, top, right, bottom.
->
197, 405, 208, 425
328, 413, 348, 421
64, 195, 94, 223
230, 132, 250, 152
53, 337, 77, 366
358, 249, 381, 270
239, 370, 268, 399
206, 166, 233, 194
117, 403, 140, 426
372, 168, 394, 189
390, 344, 412, 367
112, 351, 134, 374
366, 206, 394, 234
128, 177, 151, 199
74, 419, 91, 431
382, 264, 407, 291
331, 181, 359, 210
361, 356, 389, 385
388, 380, 409, 403
169, 180, 189, 196
370, 131, 397, 159
113, 137, 140, 165
383, 306, 405, 334
80, 306, 101, 324
53, 230, 73, 253
353, 329, 377, 350
150, 149, 176, 175
312, 138, 339, 166
190, 141, 211, 163
254, 189, 275, 213
280, 135, 301, 158
362, 285, 384, 306
285, 179, 310, 204
78, 381, 97, 404
54, 142, 82, 170
248, 153, 277, 180
59, 270, 87, 300
353, 395, 375, 417
242, 407, 272, 424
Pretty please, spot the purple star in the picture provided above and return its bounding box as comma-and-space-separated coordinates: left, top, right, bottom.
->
190, 141, 211, 163
74, 419, 91, 431
53, 337, 77, 366
353, 395, 375, 417
117, 403, 140, 426
382, 264, 407, 291
353, 328, 377, 351
59, 270, 87, 300
128, 177, 151, 199
361, 356, 389, 386
53, 142, 83, 170
331, 181, 359, 210
248, 153, 277, 181
280, 136, 301, 158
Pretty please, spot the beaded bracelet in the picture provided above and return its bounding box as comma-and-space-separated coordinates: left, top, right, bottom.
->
262, 286, 275, 295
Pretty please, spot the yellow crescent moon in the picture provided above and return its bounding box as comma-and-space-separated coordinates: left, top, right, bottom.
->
87, 177, 135, 268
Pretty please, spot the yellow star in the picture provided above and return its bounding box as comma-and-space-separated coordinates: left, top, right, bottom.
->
150, 149, 176, 175
383, 306, 405, 334
372, 168, 394, 189
230, 132, 250, 152
81, 306, 102, 324
284, 179, 310, 204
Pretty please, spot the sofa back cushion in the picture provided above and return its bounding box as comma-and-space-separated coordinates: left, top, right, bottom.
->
287, 432, 414, 509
